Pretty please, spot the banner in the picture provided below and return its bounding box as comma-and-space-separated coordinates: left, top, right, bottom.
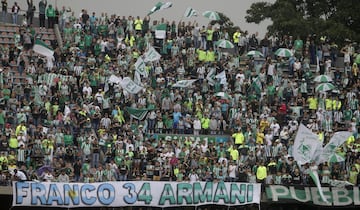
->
38, 73, 74, 86
266, 185, 360, 207
13, 181, 260, 208
120, 77, 144, 94
154, 134, 229, 144
144, 46, 162, 62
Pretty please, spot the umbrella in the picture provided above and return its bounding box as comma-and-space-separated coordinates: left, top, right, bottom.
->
36, 165, 53, 176
315, 82, 336, 92
328, 153, 345, 163
314, 75, 333, 83
274, 48, 293, 57
214, 92, 232, 100
216, 39, 234, 48
202, 11, 220, 21
246, 50, 264, 57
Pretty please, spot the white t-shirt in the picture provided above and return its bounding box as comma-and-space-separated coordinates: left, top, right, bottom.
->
14, 170, 27, 181
189, 173, 199, 182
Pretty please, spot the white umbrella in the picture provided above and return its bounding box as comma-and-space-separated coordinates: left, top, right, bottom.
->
314, 75, 333, 83
246, 50, 264, 57
202, 11, 220, 21
274, 48, 293, 57
315, 82, 336, 92
216, 39, 234, 48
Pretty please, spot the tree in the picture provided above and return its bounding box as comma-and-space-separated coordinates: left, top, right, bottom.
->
245, 0, 360, 45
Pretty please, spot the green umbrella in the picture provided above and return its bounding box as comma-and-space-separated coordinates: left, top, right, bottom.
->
246, 50, 264, 57
315, 82, 336, 92
274, 48, 293, 57
314, 75, 333, 83
202, 11, 220, 21
216, 39, 234, 48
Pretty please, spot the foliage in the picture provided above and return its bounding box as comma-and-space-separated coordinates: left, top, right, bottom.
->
245, 0, 360, 45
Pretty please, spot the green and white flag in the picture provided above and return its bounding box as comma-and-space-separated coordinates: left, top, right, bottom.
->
293, 124, 322, 165
125, 107, 152, 120
144, 46, 161, 62
148, 2, 173, 16
316, 131, 352, 164
215, 71, 227, 85
183, 7, 198, 18
251, 76, 262, 94
172, 79, 197, 88
33, 39, 54, 57
134, 71, 141, 85
135, 57, 148, 78
206, 67, 216, 86
309, 170, 329, 203
120, 77, 144, 94
155, 23, 167, 39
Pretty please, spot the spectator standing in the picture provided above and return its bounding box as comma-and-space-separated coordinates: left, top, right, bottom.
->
46, 4, 55, 28
57, 170, 69, 182
1, 0, 7, 22
38, 0, 47, 28
11, 2, 19, 25
26, 0, 35, 25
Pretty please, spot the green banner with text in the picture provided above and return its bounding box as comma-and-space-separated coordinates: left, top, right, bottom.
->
266, 185, 360, 207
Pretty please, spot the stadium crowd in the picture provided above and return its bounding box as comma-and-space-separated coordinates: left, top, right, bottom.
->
0, 1, 360, 188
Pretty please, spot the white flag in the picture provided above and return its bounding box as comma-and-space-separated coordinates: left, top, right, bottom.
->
293, 124, 322, 165
108, 75, 123, 84
183, 7, 198, 18
316, 56, 320, 72
144, 46, 161, 62
120, 77, 143, 94
172, 79, 197, 88
206, 67, 216, 86
135, 57, 148, 78
134, 71, 141, 85
215, 71, 227, 85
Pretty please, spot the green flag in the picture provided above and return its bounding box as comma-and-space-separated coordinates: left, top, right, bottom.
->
183, 7, 198, 18
33, 39, 54, 57
148, 2, 173, 16
251, 76, 262, 94
126, 107, 153, 120
155, 23, 167, 39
